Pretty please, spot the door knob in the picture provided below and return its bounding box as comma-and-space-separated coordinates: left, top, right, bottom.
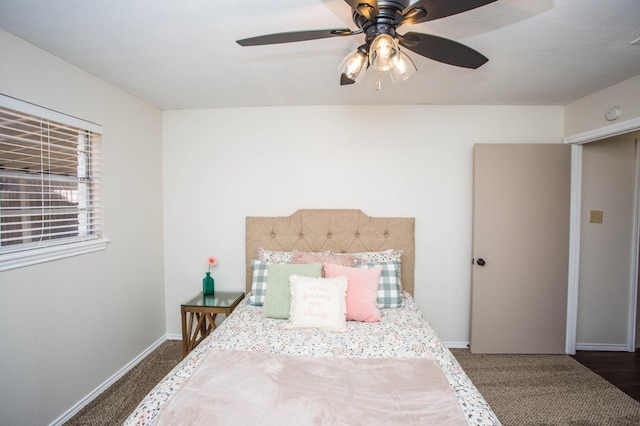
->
476, 258, 486, 266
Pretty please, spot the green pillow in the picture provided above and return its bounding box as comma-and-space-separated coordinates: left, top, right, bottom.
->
262, 263, 322, 319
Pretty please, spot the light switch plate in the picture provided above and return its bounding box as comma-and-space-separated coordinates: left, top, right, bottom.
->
590, 210, 603, 223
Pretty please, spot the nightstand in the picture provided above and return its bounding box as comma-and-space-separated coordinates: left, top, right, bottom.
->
180, 291, 245, 358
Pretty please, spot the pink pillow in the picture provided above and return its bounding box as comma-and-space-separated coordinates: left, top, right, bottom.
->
291, 251, 356, 267
323, 262, 382, 322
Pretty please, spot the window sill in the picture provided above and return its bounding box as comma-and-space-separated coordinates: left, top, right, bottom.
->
0, 238, 110, 272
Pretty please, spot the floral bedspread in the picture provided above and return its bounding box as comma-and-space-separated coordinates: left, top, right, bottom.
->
124, 292, 500, 425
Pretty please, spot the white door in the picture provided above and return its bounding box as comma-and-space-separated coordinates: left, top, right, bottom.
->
470, 144, 571, 354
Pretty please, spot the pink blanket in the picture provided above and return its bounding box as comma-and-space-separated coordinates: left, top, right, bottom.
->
155, 349, 467, 425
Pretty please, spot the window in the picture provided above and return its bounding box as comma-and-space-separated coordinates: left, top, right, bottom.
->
0, 95, 107, 271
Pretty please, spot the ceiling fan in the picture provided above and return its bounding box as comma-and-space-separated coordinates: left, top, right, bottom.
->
236, 0, 497, 88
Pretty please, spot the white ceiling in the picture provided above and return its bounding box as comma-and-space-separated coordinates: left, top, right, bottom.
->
1, 0, 639, 110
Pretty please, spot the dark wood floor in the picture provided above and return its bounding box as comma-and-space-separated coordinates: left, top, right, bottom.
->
572, 350, 640, 402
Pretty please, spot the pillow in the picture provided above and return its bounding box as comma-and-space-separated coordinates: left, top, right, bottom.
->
355, 260, 403, 308
257, 248, 292, 264
248, 260, 269, 306
332, 249, 403, 264
286, 275, 348, 332
257, 248, 332, 264
323, 263, 382, 322
291, 251, 356, 267
262, 263, 322, 319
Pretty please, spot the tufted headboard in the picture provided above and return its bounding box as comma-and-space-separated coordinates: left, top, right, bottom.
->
245, 209, 415, 295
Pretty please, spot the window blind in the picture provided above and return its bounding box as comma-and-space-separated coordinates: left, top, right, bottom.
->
0, 101, 103, 255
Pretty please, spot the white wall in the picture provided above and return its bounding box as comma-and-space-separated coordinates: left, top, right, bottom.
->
577, 133, 638, 348
162, 105, 565, 344
565, 74, 640, 136
0, 30, 165, 425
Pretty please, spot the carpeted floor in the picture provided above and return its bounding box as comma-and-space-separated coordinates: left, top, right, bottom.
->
65, 341, 640, 425
450, 348, 640, 425
64, 340, 182, 426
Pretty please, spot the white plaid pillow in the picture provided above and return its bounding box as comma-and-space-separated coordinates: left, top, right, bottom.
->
248, 259, 269, 305
355, 260, 403, 308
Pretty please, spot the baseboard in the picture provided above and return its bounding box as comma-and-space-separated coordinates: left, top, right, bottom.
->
444, 341, 470, 349
166, 333, 182, 340
49, 334, 168, 426
576, 342, 632, 352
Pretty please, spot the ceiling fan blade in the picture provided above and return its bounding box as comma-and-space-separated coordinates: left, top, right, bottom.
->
344, 0, 379, 22
340, 74, 357, 85
236, 29, 356, 46
401, 0, 497, 25
398, 32, 488, 69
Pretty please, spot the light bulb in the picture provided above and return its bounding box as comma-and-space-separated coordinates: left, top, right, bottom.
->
339, 46, 368, 83
390, 52, 417, 84
369, 34, 400, 72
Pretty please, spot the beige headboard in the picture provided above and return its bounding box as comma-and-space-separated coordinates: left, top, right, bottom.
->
246, 209, 415, 295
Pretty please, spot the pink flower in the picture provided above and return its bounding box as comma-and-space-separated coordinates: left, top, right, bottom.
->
208, 256, 218, 272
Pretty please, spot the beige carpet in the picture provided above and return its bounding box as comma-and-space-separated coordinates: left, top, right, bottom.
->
451, 348, 640, 426
65, 341, 640, 425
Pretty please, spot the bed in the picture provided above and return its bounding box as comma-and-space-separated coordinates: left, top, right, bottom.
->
125, 209, 500, 425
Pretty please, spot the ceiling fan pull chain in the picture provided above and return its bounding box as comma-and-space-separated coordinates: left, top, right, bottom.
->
375, 73, 382, 91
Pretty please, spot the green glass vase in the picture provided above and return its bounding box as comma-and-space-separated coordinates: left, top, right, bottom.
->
202, 272, 214, 295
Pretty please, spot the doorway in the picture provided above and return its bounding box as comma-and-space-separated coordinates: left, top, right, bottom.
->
566, 121, 640, 354
576, 136, 639, 351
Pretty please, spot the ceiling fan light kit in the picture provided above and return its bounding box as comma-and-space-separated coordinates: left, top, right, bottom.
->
236, 0, 496, 90
390, 51, 417, 83
369, 33, 400, 71
339, 44, 369, 83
